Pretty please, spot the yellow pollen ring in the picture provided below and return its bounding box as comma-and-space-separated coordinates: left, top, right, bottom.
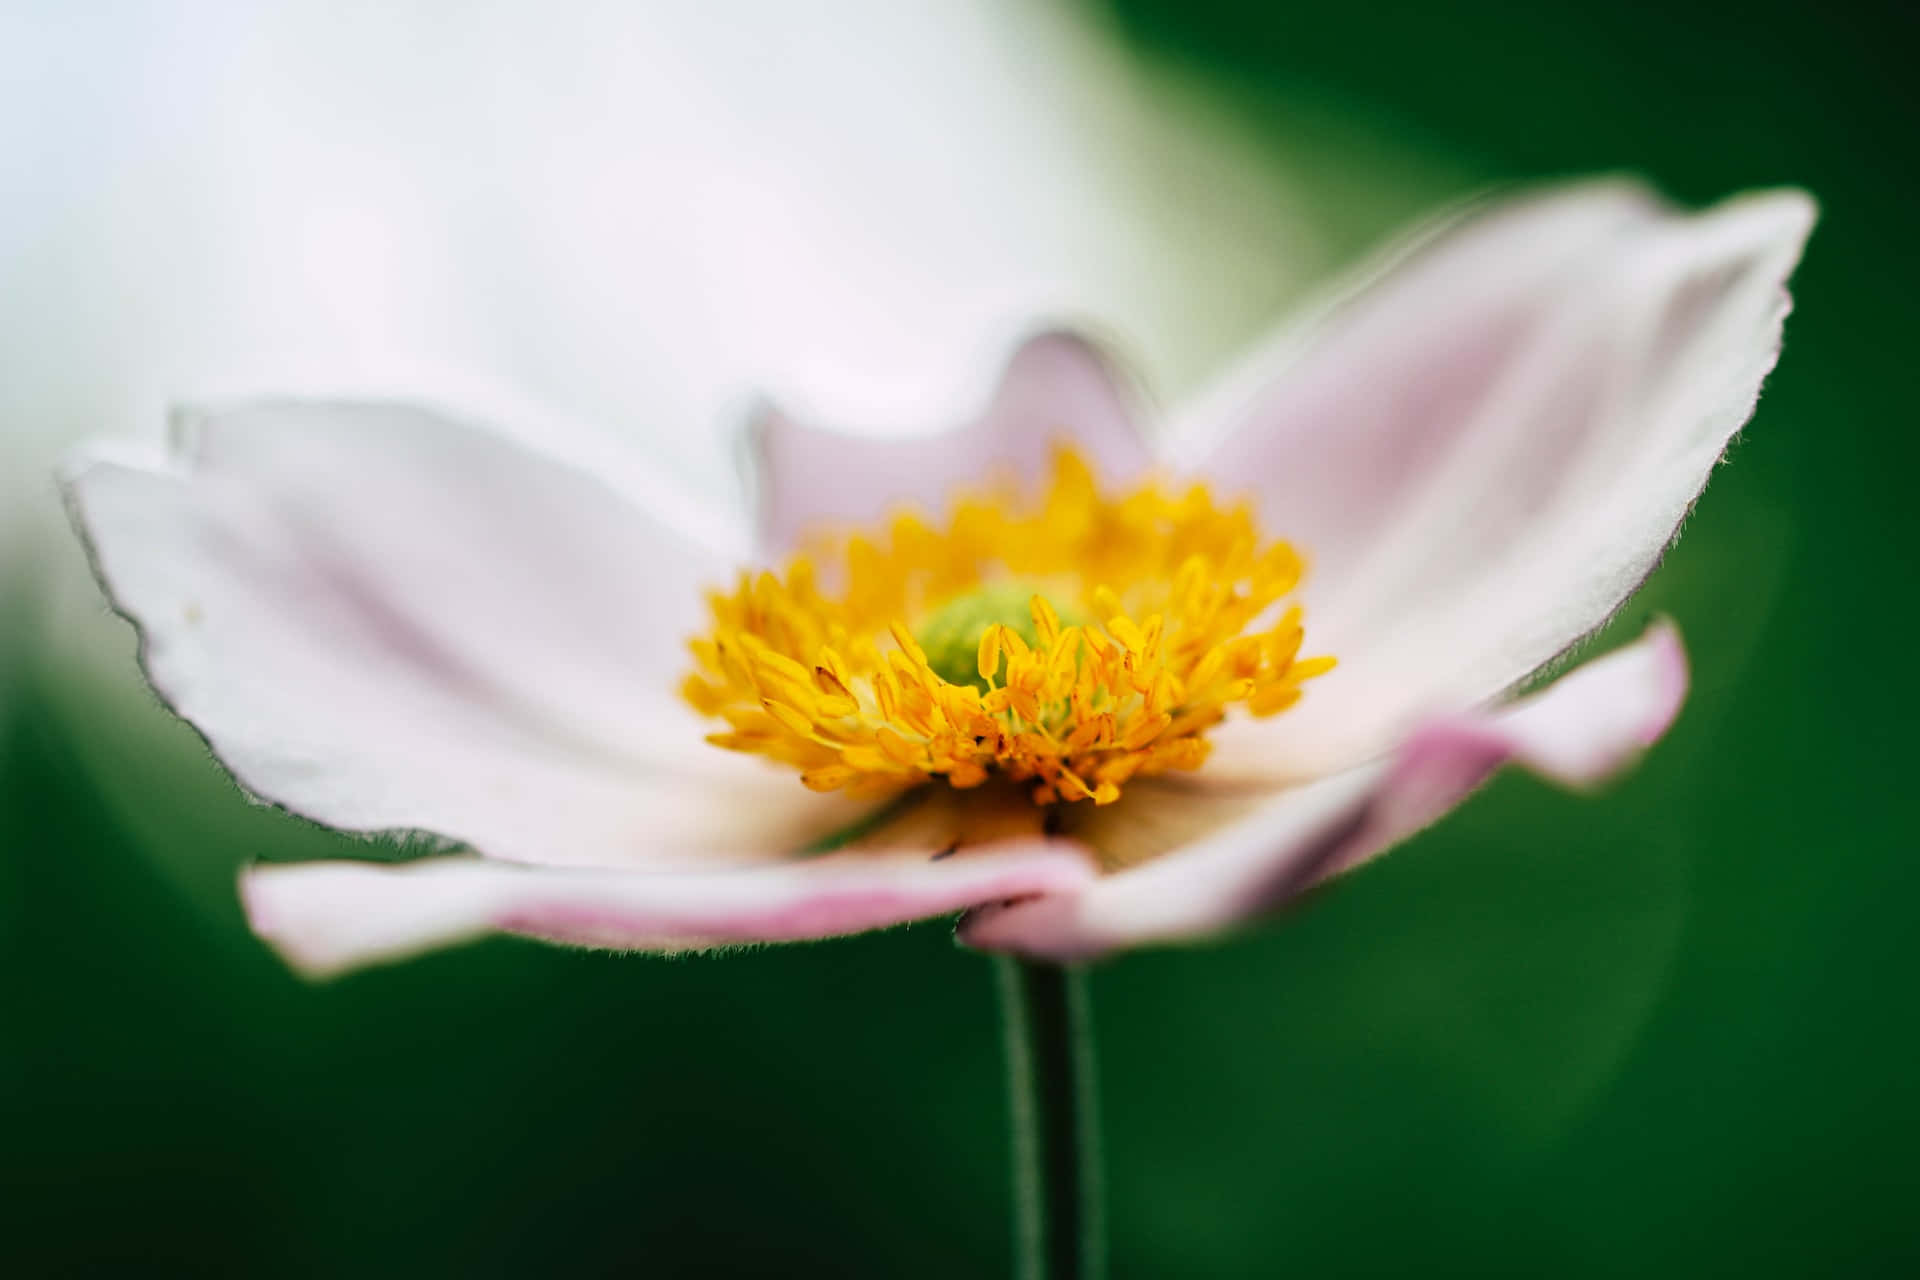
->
680, 447, 1335, 808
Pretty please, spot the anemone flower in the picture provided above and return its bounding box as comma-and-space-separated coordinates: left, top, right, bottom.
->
63, 178, 1812, 1279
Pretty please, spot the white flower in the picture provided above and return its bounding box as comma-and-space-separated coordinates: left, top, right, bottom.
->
63, 179, 1813, 977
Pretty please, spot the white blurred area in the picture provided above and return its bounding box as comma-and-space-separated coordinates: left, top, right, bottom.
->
0, 0, 1353, 620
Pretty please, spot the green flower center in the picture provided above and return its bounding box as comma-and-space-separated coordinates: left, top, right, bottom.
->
916, 580, 1084, 689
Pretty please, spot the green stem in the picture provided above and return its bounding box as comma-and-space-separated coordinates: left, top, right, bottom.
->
996, 956, 1105, 1280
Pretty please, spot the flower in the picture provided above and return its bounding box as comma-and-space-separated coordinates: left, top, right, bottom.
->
62, 179, 1813, 978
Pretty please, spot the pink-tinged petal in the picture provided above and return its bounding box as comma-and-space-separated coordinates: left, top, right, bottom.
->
1180, 178, 1665, 588
750, 330, 1152, 555
241, 837, 1097, 979
959, 620, 1687, 959
63, 402, 867, 866
1192, 185, 1812, 780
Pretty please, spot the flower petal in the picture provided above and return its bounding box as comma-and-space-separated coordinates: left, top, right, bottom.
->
242, 837, 1097, 979
1178, 178, 1664, 583
749, 329, 1152, 554
958, 620, 1686, 959
1189, 184, 1811, 780
64, 401, 865, 865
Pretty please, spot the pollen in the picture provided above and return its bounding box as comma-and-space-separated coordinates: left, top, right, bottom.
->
681, 448, 1335, 808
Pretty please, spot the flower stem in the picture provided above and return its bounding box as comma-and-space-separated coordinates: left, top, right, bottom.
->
995, 956, 1105, 1280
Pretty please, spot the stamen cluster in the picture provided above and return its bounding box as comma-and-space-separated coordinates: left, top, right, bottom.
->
682, 450, 1333, 806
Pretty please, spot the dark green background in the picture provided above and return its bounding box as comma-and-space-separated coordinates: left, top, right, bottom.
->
6, 1, 1917, 1275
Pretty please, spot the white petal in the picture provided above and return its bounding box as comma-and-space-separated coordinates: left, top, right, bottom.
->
749, 330, 1153, 554
242, 836, 1097, 979
1190, 184, 1812, 780
959, 621, 1687, 958
64, 402, 864, 865
1177, 178, 1663, 578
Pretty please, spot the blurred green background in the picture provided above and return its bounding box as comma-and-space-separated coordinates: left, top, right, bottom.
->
5, 0, 1918, 1276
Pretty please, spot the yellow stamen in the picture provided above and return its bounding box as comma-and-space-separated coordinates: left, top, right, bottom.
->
682, 446, 1335, 807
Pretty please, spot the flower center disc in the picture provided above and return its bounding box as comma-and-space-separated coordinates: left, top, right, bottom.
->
681, 447, 1334, 807
915, 580, 1084, 690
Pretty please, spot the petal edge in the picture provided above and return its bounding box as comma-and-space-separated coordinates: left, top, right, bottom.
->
243, 838, 1099, 979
